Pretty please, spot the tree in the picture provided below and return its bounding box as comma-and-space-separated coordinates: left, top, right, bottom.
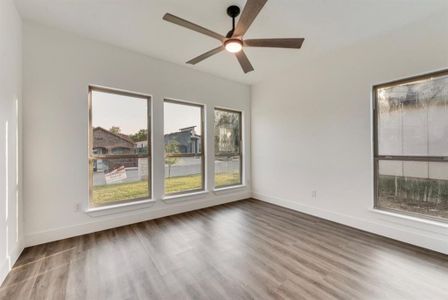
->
129, 129, 148, 142
110, 126, 121, 134
214, 111, 240, 155
165, 141, 180, 178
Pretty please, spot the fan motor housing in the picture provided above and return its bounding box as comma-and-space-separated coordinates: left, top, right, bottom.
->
227, 5, 240, 18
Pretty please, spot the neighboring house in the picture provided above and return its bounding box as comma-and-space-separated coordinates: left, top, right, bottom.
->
164, 126, 201, 154
93, 127, 135, 155
93, 126, 201, 172
93, 127, 137, 171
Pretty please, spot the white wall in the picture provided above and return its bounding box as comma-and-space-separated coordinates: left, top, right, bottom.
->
0, 0, 23, 284
252, 11, 448, 254
23, 22, 251, 246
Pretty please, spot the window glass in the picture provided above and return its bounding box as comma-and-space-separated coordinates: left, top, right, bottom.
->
377, 160, 448, 220
375, 72, 448, 221
377, 75, 448, 156
214, 109, 242, 188
89, 88, 151, 207
91, 158, 149, 207
164, 100, 204, 195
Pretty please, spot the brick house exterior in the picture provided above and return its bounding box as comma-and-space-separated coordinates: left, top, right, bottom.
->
93, 127, 137, 171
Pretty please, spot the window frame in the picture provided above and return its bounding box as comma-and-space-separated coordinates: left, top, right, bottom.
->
163, 98, 205, 196
372, 69, 448, 223
88, 85, 152, 208
214, 107, 243, 189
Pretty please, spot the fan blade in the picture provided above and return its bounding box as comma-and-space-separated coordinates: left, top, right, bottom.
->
244, 38, 304, 49
235, 50, 254, 73
233, 0, 267, 37
186, 46, 224, 65
163, 13, 225, 41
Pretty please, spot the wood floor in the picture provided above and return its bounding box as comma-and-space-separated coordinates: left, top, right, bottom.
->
1, 199, 448, 300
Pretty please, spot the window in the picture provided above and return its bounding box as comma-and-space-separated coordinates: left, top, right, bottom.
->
373, 70, 448, 221
89, 87, 151, 208
214, 108, 242, 188
164, 99, 204, 195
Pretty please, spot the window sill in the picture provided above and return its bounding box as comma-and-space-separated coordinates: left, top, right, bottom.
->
213, 184, 247, 193
86, 199, 156, 217
162, 190, 209, 202
369, 208, 448, 229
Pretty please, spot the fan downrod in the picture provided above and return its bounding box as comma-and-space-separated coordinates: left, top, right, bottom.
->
226, 5, 240, 38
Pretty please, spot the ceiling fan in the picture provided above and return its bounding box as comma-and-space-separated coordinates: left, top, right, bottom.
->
163, 0, 304, 73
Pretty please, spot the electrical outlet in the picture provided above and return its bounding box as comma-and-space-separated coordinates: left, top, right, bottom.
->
312, 190, 317, 198
74, 202, 81, 212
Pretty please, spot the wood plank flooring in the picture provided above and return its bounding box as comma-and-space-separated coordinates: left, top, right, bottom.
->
1, 199, 448, 299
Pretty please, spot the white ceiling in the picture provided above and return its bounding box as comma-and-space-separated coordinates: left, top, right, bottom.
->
15, 0, 447, 84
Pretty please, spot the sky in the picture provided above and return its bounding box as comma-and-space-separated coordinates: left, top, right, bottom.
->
164, 101, 201, 134
92, 91, 201, 136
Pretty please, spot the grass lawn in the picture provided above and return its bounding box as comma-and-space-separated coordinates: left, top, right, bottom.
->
92, 172, 240, 207
215, 172, 241, 188
92, 180, 149, 207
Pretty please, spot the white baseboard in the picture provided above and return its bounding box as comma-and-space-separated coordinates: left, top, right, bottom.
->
252, 191, 448, 255
0, 244, 24, 286
25, 191, 251, 247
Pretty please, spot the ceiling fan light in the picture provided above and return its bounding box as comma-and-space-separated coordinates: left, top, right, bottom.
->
225, 39, 243, 53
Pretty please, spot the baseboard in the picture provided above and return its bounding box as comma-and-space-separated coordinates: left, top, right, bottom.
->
25, 191, 251, 247
0, 244, 24, 286
252, 191, 448, 255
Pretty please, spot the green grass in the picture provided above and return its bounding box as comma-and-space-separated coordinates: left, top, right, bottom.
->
165, 174, 202, 194
92, 172, 240, 207
215, 172, 241, 188
92, 180, 149, 207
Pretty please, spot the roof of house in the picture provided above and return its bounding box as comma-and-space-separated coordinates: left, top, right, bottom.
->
93, 127, 135, 144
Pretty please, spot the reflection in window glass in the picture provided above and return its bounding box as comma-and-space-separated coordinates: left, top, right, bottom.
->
164, 100, 204, 195
89, 88, 151, 207
214, 109, 242, 188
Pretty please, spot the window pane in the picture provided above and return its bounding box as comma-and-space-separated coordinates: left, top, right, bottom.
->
91, 158, 149, 207
215, 156, 241, 188
165, 156, 203, 194
89, 88, 151, 208
377, 160, 448, 220
164, 101, 202, 155
377, 75, 448, 156
214, 109, 242, 188
91, 90, 149, 156
428, 77, 448, 156
164, 100, 204, 195
214, 110, 241, 155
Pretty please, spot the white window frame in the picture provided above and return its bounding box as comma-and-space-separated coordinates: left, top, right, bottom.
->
88, 85, 152, 208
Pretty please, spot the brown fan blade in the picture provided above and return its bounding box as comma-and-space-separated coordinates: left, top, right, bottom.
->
186, 46, 224, 65
244, 38, 304, 49
235, 50, 254, 73
163, 13, 225, 41
233, 0, 267, 37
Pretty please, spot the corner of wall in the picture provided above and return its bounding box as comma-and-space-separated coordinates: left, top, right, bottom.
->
0, 244, 24, 285
0, 0, 25, 287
